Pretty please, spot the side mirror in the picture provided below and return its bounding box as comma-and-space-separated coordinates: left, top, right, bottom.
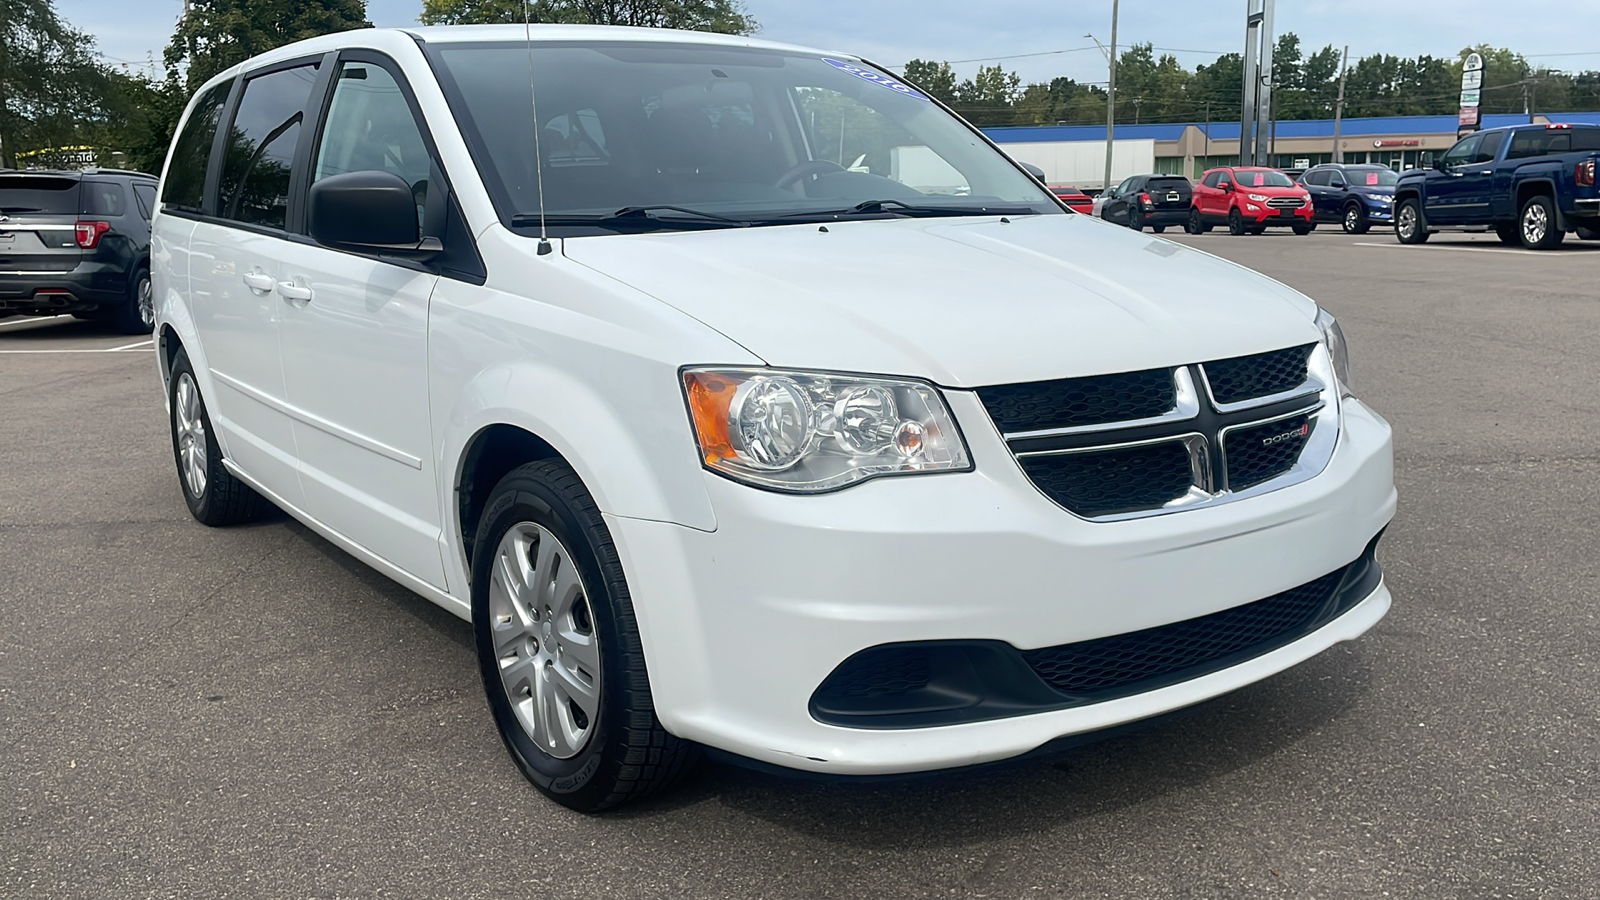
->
1018, 161, 1047, 183
1218, 181, 1232, 191
1329, 178, 1345, 188
308, 170, 437, 255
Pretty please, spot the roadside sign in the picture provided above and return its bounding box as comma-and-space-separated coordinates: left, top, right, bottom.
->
1460, 89, 1481, 106
1462, 69, 1483, 89
1458, 107, 1480, 126
1458, 53, 1484, 134
1463, 52, 1484, 72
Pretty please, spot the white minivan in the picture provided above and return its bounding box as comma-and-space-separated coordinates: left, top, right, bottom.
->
152, 25, 1395, 811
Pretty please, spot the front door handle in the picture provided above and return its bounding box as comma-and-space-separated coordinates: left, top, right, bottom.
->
242, 271, 275, 292
278, 282, 313, 302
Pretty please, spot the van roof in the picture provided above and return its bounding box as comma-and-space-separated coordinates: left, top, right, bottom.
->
403, 23, 849, 59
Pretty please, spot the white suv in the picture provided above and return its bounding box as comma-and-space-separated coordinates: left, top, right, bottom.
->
151, 25, 1395, 811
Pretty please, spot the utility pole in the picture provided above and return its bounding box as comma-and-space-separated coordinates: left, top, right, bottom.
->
1255, 0, 1275, 166
1331, 45, 1349, 163
1103, 0, 1119, 192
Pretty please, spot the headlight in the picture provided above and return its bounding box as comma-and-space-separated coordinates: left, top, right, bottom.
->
1370, 193, 1392, 204
1248, 193, 1269, 202
1316, 309, 1355, 399
683, 368, 971, 492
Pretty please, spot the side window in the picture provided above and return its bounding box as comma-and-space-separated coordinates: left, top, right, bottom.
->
1440, 135, 1479, 169
218, 64, 321, 230
1201, 171, 1222, 188
314, 61, 433, 232
1473, 131, 1505, 164
81, 181, 127, 216
162, 80, 231, 212
1114, 177, 1135, 195
1303, 170, 1327, 186
1506, 130, 1540, 160
132, 183, 157, 219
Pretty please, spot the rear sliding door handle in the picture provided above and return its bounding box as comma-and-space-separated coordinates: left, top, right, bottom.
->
241, 272, 275, 292
277, 282, 313, 302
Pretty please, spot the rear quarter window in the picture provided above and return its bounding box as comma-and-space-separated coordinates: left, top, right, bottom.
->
0, 176, 79, 215
81, 181, 128, 216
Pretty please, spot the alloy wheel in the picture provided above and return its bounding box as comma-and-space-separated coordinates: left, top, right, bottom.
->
1521, 203, 1548, 245
1397, 205, 1417, 240
1344, 207, 1360, 233
488, 522, 601, 759
137, 276, 154, 330
174, 372, 208, 498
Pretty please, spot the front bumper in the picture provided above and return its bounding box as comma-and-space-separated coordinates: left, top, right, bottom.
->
0, 263, 129, 313
1241, 204, 1314, 225
608, 392, 1396, 774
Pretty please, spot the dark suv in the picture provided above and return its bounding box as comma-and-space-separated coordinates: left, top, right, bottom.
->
0, 168, 158, 333
1099, 174, 1193, 232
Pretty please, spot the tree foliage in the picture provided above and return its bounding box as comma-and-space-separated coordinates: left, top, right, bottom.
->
0, 0, 109, 167
165, 0, 371, 95
418, 0, 756, 34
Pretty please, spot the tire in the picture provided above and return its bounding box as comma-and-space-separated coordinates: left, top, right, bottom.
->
472, 460, 698, 813
1150, 224, 1166, 234
1228, 207, 1246, 236
1518, 194, 1564, 250
1292, 224, 1313, 235
1395, 198, 1429, 244
1126, 210, 1143, 232
110, 267, 154, 335
1342, 203, 1370, 235
168, 348, 268, 526
1186, 208, 1207, 234
1576, 224, 1600, 241
1494, 222, 1521, 246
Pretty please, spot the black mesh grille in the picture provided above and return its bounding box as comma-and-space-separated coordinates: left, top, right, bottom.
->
1203, 344, 1314, 405
1022, 566, 1349, 697
1225, 414, 1314, 489
977, 368, 1175, 433
1020, 441, 1194, 517
815, 646, 930, 700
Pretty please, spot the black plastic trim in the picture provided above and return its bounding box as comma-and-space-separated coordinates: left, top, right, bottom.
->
809, 530, 1386, 729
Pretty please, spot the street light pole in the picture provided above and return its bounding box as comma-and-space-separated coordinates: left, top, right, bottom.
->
1331, 45, 1349, 163
1102, 0, 1118, 192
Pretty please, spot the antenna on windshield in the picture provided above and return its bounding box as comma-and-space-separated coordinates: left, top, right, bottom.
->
524, 0, 552, 256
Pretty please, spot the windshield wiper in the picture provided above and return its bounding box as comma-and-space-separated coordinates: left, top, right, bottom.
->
779, 199, 1038, 219
510, 205, 750, 232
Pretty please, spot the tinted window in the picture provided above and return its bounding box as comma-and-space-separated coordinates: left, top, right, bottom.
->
1347, 167, 1398, 186
81, 181, 127, 216
218, 64, 320, 230
132, 183, 157, 219
314, 61, 432, 231
0, 175, 79, 215
1233, 170, 1294, 188
1302, 170, 1328, 186
1499, 128, 1600, 158
1441, 135, 1479, 168
163, 80, 231, 212
1473, 131, 1505, 164
1202, 171, 1223, 187
1147, 177, 1188, 189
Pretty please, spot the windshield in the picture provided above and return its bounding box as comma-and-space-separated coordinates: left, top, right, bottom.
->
1346, 167, 1398, 187
427, 41, 1060, 233
1233, 170, 1295, 188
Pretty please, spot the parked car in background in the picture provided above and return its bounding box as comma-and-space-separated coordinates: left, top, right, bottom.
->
1393, 122, 1600, 249
1047, 184, 1093, 214
0, 168, 159, 333
1300, 164, 1397, 234
1099, 174, 1192, 232
153, 24, 1394, 812
1188, 167, 1314, 236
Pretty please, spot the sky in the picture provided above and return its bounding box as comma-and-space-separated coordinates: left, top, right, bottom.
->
61, 0, 1600, 90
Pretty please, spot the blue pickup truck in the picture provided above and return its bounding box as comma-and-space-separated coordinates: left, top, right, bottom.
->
1394, 123, 1600, 249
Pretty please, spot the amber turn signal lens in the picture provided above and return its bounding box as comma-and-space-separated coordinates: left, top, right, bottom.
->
684, 371, 738, 464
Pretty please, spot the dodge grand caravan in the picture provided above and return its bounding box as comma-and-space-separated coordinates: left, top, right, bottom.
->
152, 25, 1396, 812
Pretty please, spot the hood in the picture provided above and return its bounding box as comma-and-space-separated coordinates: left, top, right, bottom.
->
560, 214, 1321, 388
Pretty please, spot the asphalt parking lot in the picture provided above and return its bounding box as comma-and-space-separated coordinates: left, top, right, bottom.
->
3, 228, 1599, 899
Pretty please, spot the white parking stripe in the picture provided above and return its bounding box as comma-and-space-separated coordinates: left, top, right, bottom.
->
0, 348, 155, 355
108, 338, 156, 351
0, 314, 75, 331
1352, 241, 1597, 257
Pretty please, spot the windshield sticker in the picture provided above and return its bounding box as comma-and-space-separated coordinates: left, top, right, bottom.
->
823, 59, 928, 100
1364, 172, 1380, 185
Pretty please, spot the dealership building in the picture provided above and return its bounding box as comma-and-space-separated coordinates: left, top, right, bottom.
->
983, 110, 1600, 184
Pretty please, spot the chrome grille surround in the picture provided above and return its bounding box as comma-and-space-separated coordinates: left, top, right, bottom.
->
987, 344, 1341, 522
1266, 196, 1304, 209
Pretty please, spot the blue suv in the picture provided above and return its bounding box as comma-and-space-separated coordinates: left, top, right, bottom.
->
1299, 164, 1397, 234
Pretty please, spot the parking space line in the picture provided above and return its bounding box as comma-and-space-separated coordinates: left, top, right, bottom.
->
0, 347, 155, 355
1352, 241, 1596, 257
0, 315, 75, 331
108, 338, 156, 351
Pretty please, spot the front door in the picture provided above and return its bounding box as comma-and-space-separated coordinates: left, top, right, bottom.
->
1424, 134, 1481, 224
277, 55, 447, 589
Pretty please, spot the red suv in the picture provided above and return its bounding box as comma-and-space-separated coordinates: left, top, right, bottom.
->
1187, 167, 1314, 235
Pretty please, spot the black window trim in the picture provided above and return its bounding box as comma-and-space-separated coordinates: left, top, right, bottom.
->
206, 53, 334, 235
158, 78, 234, 218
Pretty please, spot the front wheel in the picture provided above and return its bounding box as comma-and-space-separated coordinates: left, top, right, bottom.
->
1395, 199, 1429, 244
472, 460, 698, 813
1519, 194, 1564, 250
1292, 223, 1313, 235
1342, 204, 1370, 235
1228, 207, 1246, 235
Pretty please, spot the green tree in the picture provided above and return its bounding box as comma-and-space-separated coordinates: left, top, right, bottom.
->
952, 64, 1020, 126
419, 0, 756, 34
901, 59, 957, 106
0, 0, 108, 167
165, 0, 370, 95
